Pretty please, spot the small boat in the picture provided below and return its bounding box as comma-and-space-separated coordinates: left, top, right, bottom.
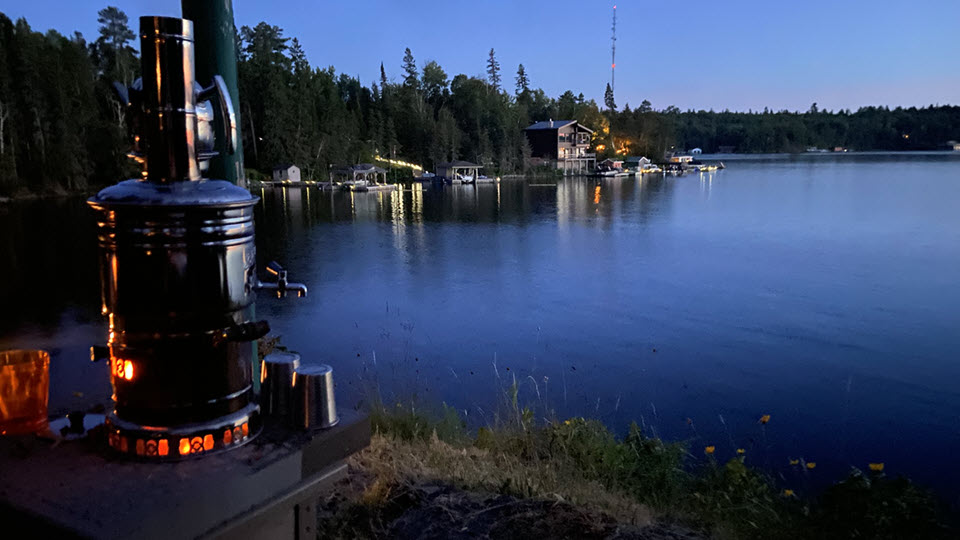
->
696, 165, 719, 172
443, 173, 474, 185
413, 172, 436, 182
640, 164, 663, 174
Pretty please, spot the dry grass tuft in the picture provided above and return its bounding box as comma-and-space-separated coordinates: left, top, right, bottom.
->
350, 432, 654, 527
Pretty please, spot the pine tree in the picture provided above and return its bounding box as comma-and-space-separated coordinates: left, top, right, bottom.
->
604, 83, 617, 111
486, 48, 501, 91
95, 6, 137, 85
289, 38, 308, 73
401, 48, 418, 90
515, 64, 529, 96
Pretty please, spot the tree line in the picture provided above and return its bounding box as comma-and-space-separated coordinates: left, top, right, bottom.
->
1, 8, 958, 195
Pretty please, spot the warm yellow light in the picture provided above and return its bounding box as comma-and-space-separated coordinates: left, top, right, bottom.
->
158, 439, 169, 456
223, 428, 233, 445
203, 434, 214, 451
123, 360, 134, 381
179, 438, 190, 455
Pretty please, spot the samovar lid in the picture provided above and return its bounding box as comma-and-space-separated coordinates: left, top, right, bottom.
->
88, 179, 258, 208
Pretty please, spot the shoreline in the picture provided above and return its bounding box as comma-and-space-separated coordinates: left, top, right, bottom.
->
344, 403, 958, 539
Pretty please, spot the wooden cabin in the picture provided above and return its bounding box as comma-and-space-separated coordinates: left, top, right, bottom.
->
272, 164, 301, 182
598, 158, 624, 171
624, 156, 651, 170
523, 120, 596, 175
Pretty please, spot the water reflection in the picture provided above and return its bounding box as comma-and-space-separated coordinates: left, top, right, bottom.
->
253, 177, 675, 264
0, 198, 100, 329
260, 176, 676, 226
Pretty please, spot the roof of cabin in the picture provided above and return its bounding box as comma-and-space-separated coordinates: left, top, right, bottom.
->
525, 120, 594, 133
332, 164, 387, 173
437, 160, 481, 168
526, 120, 575, 130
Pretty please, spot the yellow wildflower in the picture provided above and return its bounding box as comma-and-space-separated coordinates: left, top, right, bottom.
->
869, 463, 885, 472
759, 414, 771, 424
737, 448, 746, 455
782, 489, 795, 497
806, 462, 816, 470
705, 446, 715, 455
564, 419, 571, 425
789, 459, 799, 465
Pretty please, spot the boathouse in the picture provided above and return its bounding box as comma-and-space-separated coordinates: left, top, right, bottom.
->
624, 156, 651, 170
436, 160, 481, 183
329, 164, 388, 185
272, 163, 301, 182
598, 158, 624, 171
523, 120, 596, 175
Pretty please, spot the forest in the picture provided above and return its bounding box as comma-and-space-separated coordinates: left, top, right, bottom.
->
1, 7, 959, 195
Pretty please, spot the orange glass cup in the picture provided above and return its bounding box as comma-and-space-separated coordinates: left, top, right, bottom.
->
0, 349, 50, 435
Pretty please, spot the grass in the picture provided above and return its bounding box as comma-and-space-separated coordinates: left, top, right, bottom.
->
356, 397, 955, 540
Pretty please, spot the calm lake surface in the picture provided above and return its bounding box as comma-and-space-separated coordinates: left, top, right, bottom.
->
2, 152, 959, 500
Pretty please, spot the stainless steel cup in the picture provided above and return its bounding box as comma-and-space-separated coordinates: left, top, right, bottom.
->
260, 352, 300, 420
292, 364, 338, 430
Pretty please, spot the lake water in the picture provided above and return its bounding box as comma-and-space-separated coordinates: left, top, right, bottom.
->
2, 152, 959, 500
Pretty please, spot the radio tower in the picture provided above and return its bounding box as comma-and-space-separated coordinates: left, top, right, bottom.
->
611, 5, 617, 95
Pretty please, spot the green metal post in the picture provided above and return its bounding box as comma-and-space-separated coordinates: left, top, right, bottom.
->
182, 0, 246, 187
182, 1, 258, 391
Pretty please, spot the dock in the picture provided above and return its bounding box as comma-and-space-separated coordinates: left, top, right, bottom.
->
256, 180, 400, 192
348, 183, 398, 192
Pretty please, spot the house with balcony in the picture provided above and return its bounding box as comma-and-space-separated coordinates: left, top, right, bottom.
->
524, 120, 596, 175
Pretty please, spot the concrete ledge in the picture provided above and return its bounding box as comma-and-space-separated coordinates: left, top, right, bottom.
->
0, 410, 370, 540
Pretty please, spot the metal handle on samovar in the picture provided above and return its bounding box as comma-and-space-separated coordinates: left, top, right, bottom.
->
197, 74, 237, 157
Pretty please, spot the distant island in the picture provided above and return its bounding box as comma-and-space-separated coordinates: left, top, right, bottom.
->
1, 7, 958, 197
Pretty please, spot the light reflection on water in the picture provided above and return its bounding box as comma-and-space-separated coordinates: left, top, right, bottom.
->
2, 152, 960, 500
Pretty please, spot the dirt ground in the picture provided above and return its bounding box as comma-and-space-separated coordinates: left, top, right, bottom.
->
317, 455, 707, 540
